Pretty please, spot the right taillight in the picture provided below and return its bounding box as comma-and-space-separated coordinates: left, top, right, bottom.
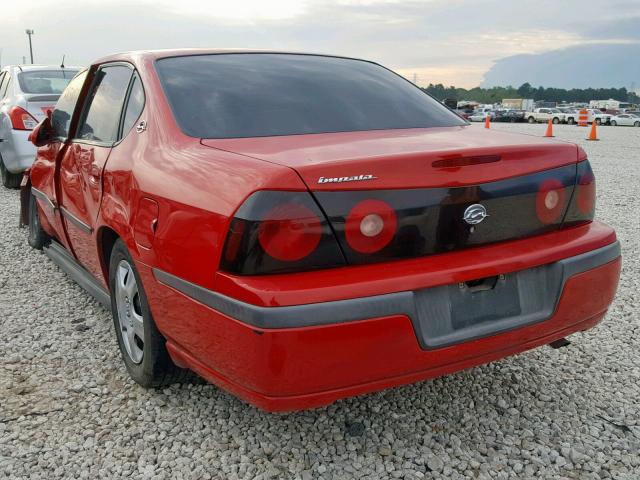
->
220, 191, 345, 275
9, 106, 38, 130
563, 160, 596, 226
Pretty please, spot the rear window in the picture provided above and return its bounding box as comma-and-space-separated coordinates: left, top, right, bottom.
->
155, 54, 466, 139
18, 70, 79, 94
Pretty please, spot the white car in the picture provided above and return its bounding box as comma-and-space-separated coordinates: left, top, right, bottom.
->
610, 113, 640, 127
524, 108, 565, 124
468, 110, 494, 122
0, 65, 80, 188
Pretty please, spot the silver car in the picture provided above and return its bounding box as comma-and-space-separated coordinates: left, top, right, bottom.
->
610, 113, 640, 127
0, 65, 79, 188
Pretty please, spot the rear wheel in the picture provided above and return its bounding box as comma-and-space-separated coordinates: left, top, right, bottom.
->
27, 193, 50, 250
567, 118, 575, 125
595, 118, 602, 125
635, 121, 640, 127
552, 117, 560, 124
109, 239, 189, 387
527, 116, 535, 124
611, 120, 617, 126
0, 155, 22, 189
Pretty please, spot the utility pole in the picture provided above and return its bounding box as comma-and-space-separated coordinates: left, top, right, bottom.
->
25, 29, 34, 64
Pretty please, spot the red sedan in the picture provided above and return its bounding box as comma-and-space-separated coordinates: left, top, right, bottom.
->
22, 50, 621, 411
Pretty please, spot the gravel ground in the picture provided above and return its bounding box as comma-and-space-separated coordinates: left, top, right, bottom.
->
1, 123, 639, 479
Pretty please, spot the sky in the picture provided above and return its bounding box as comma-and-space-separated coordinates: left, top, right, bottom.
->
1, 0, 639, 89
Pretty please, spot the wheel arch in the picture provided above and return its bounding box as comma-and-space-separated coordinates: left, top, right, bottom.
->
97, 225, 122, 285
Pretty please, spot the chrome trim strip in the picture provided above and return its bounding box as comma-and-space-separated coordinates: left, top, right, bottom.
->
31, 187, 56, 211
152, 241, 620, 345
59, 206, 93, 234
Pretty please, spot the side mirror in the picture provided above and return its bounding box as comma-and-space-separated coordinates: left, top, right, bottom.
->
29, 116, 54, 147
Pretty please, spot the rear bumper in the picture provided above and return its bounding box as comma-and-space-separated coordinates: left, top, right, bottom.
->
141, 224, 621, 411
0, 129, 35, 173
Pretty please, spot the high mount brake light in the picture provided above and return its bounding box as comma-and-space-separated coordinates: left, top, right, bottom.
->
9, 106, 38, 130
220, 191, 345, 275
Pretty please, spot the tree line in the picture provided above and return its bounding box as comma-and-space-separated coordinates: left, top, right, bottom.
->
421, 83, 640, 104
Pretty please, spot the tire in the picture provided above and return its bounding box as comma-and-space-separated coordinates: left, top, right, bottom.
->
635, 122, 640, 127
0, 154, 22, 189
595, 118, 602, 125
527, 116, 535, 124
109, 239, 190, 387
611, 121, 617, 126
568, 118, 575, 125
552, 117, 560, 124
27, 193, 50, 250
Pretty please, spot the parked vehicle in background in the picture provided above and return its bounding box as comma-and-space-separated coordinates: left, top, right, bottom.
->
493, 109, 525, 123
564, 109, 612, 126
524, 108, 564, 124
22, 49, 620, 412
610, 113, 640, 127
454, 109, 470, 120
0, 65, 79, 188
468, 110, 493, 122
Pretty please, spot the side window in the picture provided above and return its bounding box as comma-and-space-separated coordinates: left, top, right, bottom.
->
77, 65, 132, 143
52, 71, 88, 138
2, 77, 12, 99
0, 73, 10, 99
0, 73, 6, 98
120, 75, 145, 138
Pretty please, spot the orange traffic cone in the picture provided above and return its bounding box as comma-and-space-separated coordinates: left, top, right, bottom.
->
544, 118, 554, 137
484, 115, 490, 129
586, 120, 599, 141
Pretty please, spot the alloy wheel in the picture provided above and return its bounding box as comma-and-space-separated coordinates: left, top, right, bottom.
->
115, 260, 145, 364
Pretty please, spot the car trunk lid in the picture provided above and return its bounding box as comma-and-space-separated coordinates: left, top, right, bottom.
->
23, 94, 60, 122
207, 126, 591, 268
201, 126, 580, 190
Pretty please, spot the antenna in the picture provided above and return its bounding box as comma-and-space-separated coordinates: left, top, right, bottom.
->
60, 54, 66, 68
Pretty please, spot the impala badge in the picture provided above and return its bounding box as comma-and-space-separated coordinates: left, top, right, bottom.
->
318, 174, 377, 184
463, 204, 488, 225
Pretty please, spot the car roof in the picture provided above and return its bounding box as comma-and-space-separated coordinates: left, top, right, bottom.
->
3, 64, 82, 73
93, 48, 371, 65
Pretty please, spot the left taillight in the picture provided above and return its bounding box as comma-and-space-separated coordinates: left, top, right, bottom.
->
220, 191, 345, 275
563, 160, 596, 226
9, 106, 38, 130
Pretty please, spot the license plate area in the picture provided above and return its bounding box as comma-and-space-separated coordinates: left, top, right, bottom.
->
450, 275, 521, 330
412, 262, 563, 349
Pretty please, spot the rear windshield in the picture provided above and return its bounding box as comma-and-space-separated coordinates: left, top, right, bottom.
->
18, 70, 79, 94
155, 54, 466, 139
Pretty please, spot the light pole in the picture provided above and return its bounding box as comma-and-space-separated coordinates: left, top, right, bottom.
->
25, 29, 34, 64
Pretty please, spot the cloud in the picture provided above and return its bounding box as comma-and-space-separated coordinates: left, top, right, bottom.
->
481, 43, 640, 89
2, 0, 640, 88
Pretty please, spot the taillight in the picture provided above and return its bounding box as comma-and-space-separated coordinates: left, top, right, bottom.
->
345, 200, 397, 253
220, 191, 345, 275
9, 106, 38, 130
257, 203, 322, 261
536, 178, 567, 225
564, 160, 596, 226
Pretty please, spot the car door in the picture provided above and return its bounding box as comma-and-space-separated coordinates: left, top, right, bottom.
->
619, 115, 630, 126
30, 70, 90, 247
58, 63, 133, 279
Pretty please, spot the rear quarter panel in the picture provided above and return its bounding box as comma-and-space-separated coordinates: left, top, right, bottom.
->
97, 54, 305, 292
